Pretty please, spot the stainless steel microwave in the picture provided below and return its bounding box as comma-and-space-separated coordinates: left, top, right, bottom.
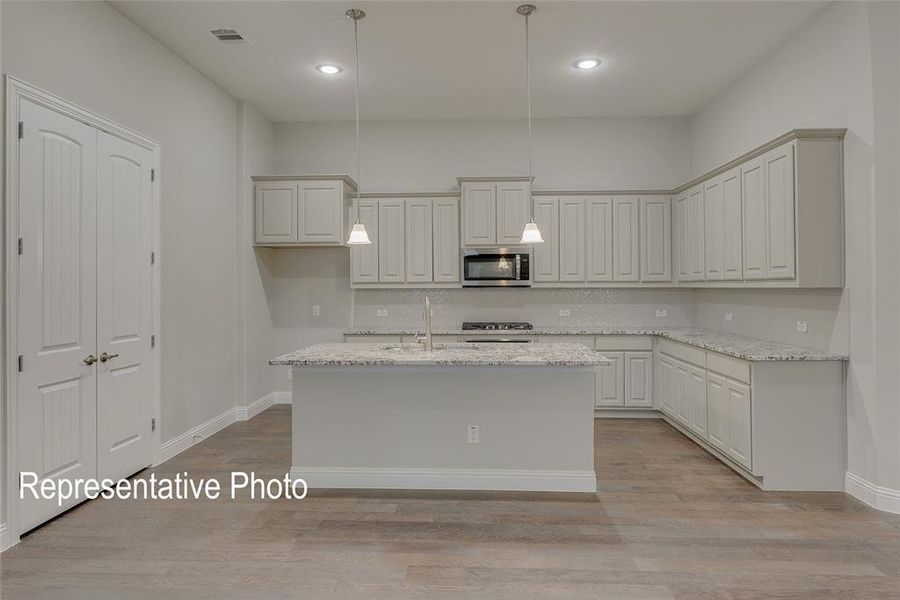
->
461, 248, 532, 287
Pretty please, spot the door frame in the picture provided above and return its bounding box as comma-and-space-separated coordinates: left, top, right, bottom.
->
4, 76, 162, 546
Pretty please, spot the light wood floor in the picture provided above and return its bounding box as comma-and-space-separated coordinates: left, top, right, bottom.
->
2, 405, 899, 599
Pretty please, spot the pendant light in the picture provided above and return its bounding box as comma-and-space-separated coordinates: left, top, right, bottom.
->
346, 8, 371, 245
518, 4, 543, 244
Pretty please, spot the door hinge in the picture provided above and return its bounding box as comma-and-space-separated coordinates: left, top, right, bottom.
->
18, 121, 23, 139
150, 251, 155, 265
151, 168, 155, 182
18, 237, 23, 255
151, 418, 157, 433
151, 334, 156, 349
17, 355, 23, 372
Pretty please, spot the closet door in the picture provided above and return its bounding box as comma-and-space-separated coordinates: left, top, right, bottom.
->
16, 100, 99, 532
96, 131, 154, 482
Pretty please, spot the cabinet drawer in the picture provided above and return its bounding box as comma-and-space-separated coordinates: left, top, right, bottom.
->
595, 335, 653, 351
656, 338, 706, 368
706, 352, 751, 384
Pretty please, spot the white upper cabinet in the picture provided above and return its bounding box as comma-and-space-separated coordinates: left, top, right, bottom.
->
721, 167, 743, 280
461, 181, 497, 246
255, 181, 297, 245
532, 197, 560, 282
496, 181, 530, 245
559, 197, 587, 281
378, 200, 405, 283
460, 178, 530, 247
351, 200, 379, 283
253, 176, 354, 247
432, 198, 460, 283
640, 197, 671, 282
741, 155, 767, 280
674, 194, 691, 283
586, 196, 613, 282
688, 185, 705, 281
703, 177, 725, 281
613, 198, 640, 281
764, 143, 796, 280
405, 200, 433, 283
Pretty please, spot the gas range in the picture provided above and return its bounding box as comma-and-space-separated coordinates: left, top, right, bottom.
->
461, 321, 534, 332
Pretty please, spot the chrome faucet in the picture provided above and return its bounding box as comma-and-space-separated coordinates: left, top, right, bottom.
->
415, 297, 433, 352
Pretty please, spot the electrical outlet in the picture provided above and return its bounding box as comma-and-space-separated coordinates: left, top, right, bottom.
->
656, 309, 668, 318
725, 311, 733, 322
312, 305, 321, 317
376, 309, 388, 318
467, 425, 480, 444
796, 320, 809, 333
558, 309, 571, 318
287, 370, 292, 381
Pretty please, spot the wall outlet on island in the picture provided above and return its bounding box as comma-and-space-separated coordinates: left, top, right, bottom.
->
725, 311, 733, 322
656, 309, 668, 318
558, 309, 571, 318
796, 320, 809, 333
312, 304, 320, 317
376, 309, 388, 318
467, 425, 480, 444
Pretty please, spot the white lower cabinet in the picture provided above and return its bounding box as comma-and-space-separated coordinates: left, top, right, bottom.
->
655, 355, 676, 416
705, 372, 752, 470
706, 373, 729, 451
595, 352, 624, 407
687, 365, 707, 438
624, 352, 653, 407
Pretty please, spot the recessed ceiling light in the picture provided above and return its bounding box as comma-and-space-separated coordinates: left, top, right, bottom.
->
574, 58, 601, 70
316, 64, 342, 75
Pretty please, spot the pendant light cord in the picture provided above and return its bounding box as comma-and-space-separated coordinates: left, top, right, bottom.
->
525, 11, 533, 194
353, 13, 361, 207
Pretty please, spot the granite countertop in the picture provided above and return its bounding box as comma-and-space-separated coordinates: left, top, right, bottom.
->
342, 327, 847, 362
270, 342, 609, 368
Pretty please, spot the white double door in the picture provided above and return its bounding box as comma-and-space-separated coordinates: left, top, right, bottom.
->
17, 99, 154, 532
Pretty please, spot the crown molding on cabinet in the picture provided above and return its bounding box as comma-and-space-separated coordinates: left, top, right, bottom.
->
672, 128, 847, 195
251, 174, 358, 191
358, 191, 461, 198
532, 189, 672, 196
456, 176, 534, 183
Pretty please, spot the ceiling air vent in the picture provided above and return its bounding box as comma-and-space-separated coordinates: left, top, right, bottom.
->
210, 28, 247, 44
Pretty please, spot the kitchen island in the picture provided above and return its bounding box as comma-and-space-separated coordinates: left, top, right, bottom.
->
270, 342, 607, 492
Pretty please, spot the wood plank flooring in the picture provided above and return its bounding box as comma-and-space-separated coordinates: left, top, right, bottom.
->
2, 405, 899, 599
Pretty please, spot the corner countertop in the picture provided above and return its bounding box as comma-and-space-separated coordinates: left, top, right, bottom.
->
270, 342, 609, 368
341, 327, 847, 362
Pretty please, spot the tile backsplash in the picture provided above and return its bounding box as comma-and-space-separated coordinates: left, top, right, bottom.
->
353, 288, 696, 329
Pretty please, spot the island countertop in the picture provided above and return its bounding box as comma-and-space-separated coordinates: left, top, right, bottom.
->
270, 342, 609, 367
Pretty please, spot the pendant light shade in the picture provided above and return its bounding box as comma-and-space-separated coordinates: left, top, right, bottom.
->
346, 8, 372, 245
520, 219, 544, 244
517, 4, 543, 244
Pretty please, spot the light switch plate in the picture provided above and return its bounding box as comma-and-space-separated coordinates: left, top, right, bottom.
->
558, 309, 571, 317
725, 311, 733, 322
312, 305, 320, 317
376, 309, 388, 318
656, 309, 668, 318
796, 320, 809, 333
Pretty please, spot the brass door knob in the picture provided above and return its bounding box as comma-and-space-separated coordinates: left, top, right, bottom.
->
98, 352, 120, 363
84, 354, 98, 366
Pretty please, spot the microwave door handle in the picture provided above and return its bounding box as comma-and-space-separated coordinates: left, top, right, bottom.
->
515, 255, 521, 280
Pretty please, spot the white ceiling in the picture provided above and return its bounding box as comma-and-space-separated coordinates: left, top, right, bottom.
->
112, 1, 828, 122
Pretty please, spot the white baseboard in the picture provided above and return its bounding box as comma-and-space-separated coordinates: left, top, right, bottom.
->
291, 466, 597, 493
595, 408, 662, 419
159, 390, 290, 464
845, 472, 900, 514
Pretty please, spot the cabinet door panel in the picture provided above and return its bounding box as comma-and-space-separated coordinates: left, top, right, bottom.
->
405, 200, 433, 283
378, 200, 405, 282
613, 198, 640, 281
298, 181, 342, 243
765, 144, 796, 280
674, 195, 691, 282
462, 183, 496, 246
656, 356, 676, 415
688, 186, 705, 280
496, 182, 530, 245
742, 157, 766, 280
728, 381, 752, 469
351, 200, 379, 283
706, 373, 729, 451
533, 197, 559, 282
432, 198, 460, 283
595, 351, 624, 407
688, 366, 708, 439
559, 198, 586, 281
255, 182, 297, 244
586, 197, 613, 281
674, 361, 690, 425
624, 352, 652, 407
721, 167, 743, 280
640, 197, 671, 281
704, 178, 724, 281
